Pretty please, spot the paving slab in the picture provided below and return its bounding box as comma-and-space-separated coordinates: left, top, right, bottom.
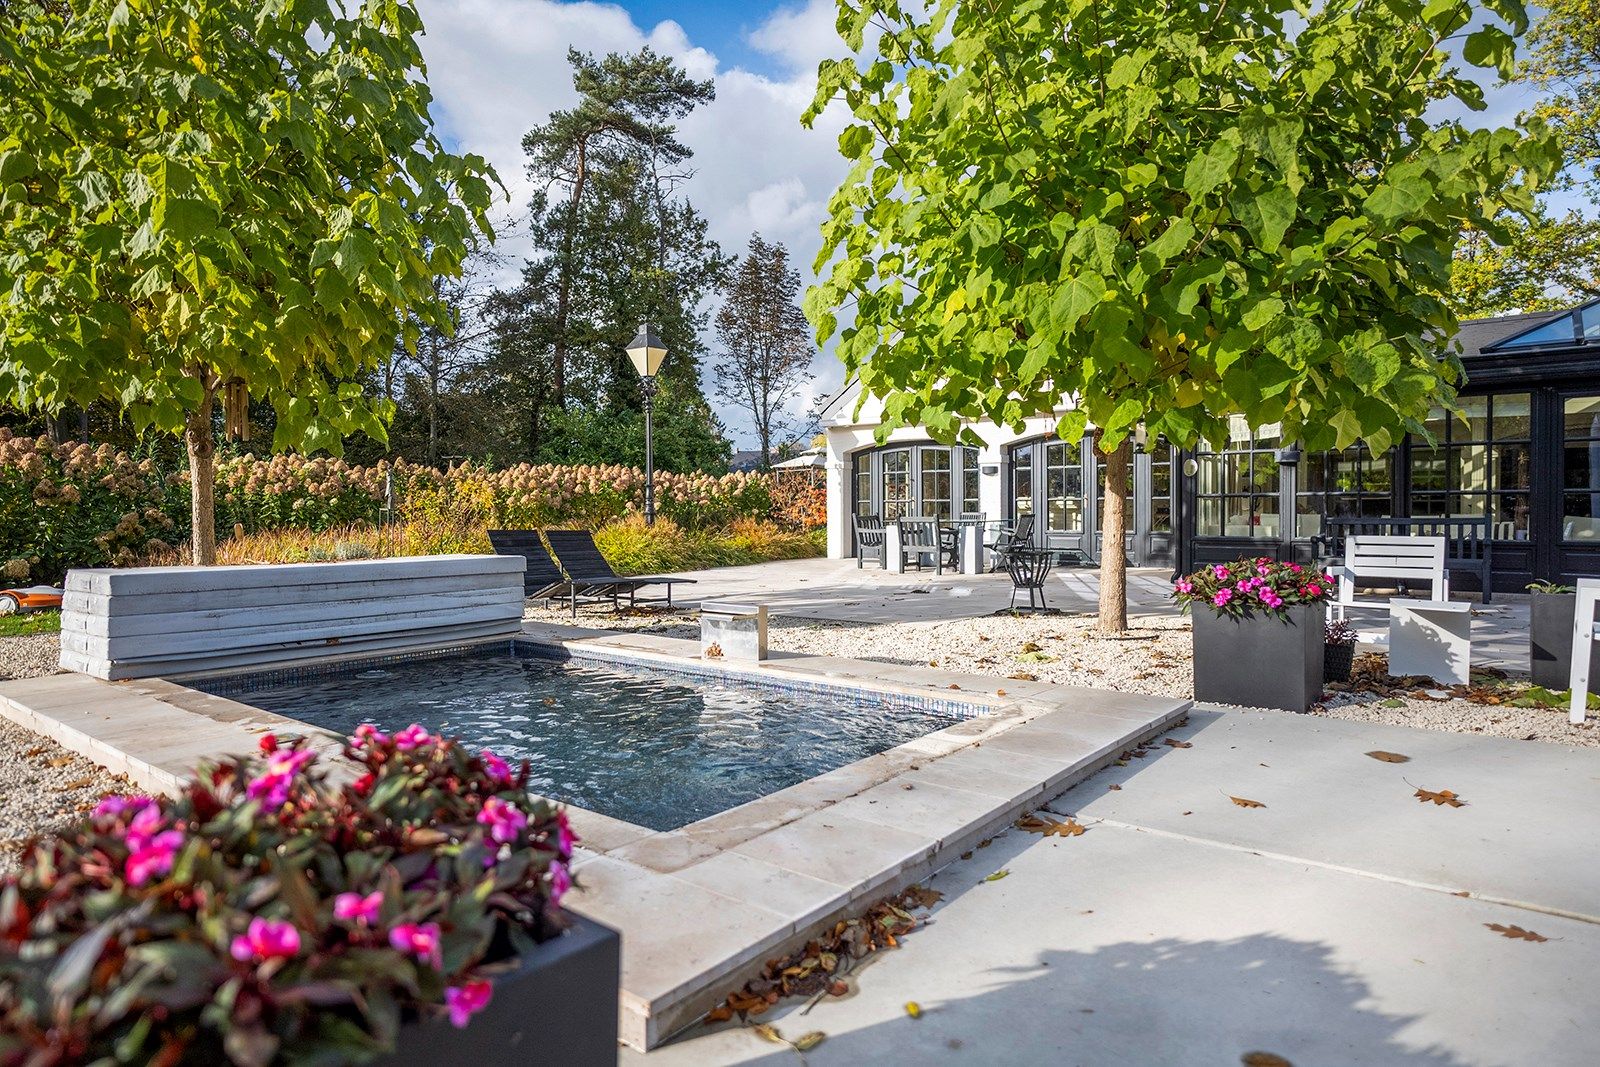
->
1051, 709, 1600, 920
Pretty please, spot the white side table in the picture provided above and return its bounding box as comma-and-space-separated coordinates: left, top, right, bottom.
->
1388, 599, 1472, 685
959, 524, 984, 575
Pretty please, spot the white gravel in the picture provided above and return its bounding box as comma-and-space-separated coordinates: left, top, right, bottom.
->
527, 605, 1600, 749
0, 633, 126, 874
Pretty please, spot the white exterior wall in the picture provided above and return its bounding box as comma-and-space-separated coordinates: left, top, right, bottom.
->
821, 380, 1074, 559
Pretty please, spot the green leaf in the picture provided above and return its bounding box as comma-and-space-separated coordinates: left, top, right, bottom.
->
1183, 138, 1240, 201
1241, 298, 1284, 332
1234, 185, 1296, 253
969, 214, 1001, 251
1461, 26, 1517, 80
1362, 178, 1431, 224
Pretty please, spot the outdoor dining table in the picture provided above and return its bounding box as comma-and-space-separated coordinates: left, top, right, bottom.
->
941, 516, 993, 575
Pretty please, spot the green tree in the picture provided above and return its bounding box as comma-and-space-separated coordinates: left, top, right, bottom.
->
1523, 0, 1600, 199
805, 0, 1556, 631
0, 0, 496, 563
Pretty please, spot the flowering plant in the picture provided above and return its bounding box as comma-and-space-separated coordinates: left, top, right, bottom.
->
1325, 619, 1360, 646
1172, 557, 1336, 619
0, 727, 574, 1065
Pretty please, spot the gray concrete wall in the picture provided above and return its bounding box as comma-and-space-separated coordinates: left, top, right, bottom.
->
59, 554, 526, 680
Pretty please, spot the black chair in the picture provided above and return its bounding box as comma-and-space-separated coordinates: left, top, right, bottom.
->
487, 529, 634, 620
986, 514, 1036, 573
854, 515, 886, 568
544, 529, 697, 609
1313, 516, 1494, 603
938, 512, 985, 570
1005, 546, 1054, 612
894, 516, 943, 574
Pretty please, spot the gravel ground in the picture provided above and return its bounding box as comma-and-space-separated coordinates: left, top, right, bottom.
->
527, 604, 1600, 748
0, 634, 126, 874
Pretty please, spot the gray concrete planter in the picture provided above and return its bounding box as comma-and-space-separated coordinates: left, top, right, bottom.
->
1530, 592, 1599, 694
1192, 604, 1325, 712
373, 914, 620, 1067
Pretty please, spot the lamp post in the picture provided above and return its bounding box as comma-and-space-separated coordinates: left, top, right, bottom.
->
626, 322, 668, 525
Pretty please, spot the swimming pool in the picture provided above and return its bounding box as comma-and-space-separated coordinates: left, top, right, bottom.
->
196, 645, 978, 831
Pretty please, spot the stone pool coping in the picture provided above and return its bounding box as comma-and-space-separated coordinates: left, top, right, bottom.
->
0, 623, 1190, 1051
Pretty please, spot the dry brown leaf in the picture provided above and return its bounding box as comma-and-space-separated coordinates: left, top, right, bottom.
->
57, 776, 96, 791
904, 885, 944, 910
1015, 813, 1087, 838
995, 689, 1007, 696
751, 1023, 785, 1044
22, 746, 46, 759
1007, 671, 1038, 681
1107, 784, 1122, 791
1366, 750, 1410, 763
1163, 739, 1193, 749
947, 684, 960, 690
46, 756, 75, 768
1229, 796, 1266, 809
1485, 923, 1547, 942
705, 1005, 734, 1023
1241, 1054, 1292, 1067
1414, 787, 1465, 807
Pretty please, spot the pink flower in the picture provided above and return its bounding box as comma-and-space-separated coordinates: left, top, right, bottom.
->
334, 891, 383, 926
1211, 589, 1233, 607
1214, 566, 1230, 580
93, 794, 152, 821
446, 979, 494, 1028
481, 751, 512, 786
476, 797, 528, 844
126, 829, 184, 886
548, 861, 572, 906
1305, 583, 1323, 597
555, 810, 578, 855
389, 922, 443, 966
352, 723, 389, 748
258, 733, 278, 754
247, 748, 316, 809
230, 917, 301, 962
394, 724, 432, 751
1288, 563, 1303, 573
1174, 579, 1193, 594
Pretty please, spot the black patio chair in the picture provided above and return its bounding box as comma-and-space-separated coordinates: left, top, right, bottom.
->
1005, 546, 1054, 612
986, 514, 1036, 573
487, 529, 636, 620
894, 516, 943, 574
854, 514, 886, 568
544, 529, 696, 610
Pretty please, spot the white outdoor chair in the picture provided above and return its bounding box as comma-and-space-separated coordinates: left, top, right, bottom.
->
1570, 578, 1600, 725
1330, 535, 1449, 622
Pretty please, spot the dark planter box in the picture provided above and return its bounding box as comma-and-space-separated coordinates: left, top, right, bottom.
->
1193, 603, 1325, 712
374, 914, 619, 1067
1530, 593, 1599, 694
1324, 642, 1354, 684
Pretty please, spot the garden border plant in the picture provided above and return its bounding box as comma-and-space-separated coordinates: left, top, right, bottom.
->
0, 725, 599, 1065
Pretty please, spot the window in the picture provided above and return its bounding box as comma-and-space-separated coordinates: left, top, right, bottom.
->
881, 449, 911, 519
919, 447, 952, 520
1195, 421, 1281, 538
1295, 446, 1394, 537
960, 447, 980, 515
853, 453, 872, 520
1409, 393, 1530, 539
1012, 448, 1034, 518
1149, 439, 1172, 533
1045, 440, 1083, 532
1564, 395, 1600, 542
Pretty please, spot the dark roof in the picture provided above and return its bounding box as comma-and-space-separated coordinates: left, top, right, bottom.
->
1457, 308, 1572, 359
727, 449, 766, 472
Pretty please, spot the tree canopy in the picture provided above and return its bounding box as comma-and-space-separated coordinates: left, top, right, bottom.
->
0, 0, 496, 559
805, 0, 1558, 460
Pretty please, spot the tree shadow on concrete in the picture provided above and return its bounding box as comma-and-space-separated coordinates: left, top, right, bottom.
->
718, 931, 1479, 1066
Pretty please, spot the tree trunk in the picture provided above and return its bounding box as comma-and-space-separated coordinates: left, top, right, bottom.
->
1097, 437, 1132, 634
185, 381, 219, 565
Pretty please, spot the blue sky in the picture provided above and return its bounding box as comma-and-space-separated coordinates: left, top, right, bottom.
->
410, 1, 1571, 449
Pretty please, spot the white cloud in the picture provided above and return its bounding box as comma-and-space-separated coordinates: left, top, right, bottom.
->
413, 0, 853, 447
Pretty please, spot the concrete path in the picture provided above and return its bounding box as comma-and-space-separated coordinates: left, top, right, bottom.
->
628, 709, 1600, 1066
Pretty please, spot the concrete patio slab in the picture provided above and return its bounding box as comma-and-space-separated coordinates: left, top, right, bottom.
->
1053, 709, 1600, 921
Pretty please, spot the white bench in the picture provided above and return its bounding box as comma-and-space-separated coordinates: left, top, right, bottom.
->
701, 601, 768, 661
1571, 579, 1600, 725
1331, 535, 1449, 622
1389, 599, 1472, 685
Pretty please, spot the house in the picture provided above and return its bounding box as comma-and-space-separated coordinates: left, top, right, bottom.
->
820, 298, 1600, 591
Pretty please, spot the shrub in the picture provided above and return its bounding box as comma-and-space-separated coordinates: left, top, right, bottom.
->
0, 728, 575, 1065
1172, 557, 1336, 618
768, 477, 826, 530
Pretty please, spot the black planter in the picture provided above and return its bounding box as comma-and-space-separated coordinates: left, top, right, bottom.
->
1324, 642, 1354, 684
374, 914, 620, 1067
1192, 604, 1326, 712
1530, 592, 1599, 694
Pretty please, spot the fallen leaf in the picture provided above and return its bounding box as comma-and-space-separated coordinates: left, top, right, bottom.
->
1366, 750, 1410, 763
1006, 671, 1038, 681
1414, 788, 1465, 808
995, 689, 1007, 696
904, 1001, 922, 1019
1107, 784, 1122, 791
828, 979, 848, 996
1380, 697, 1406, 708
793, 1032, 826, 1051
947, 684, 960, 690
976, 837, 992, 849
57, 776, 96, 791
983, 869, 1009, 882
751, 1023, 786, 1044
1163, 739, 1193, 749
1229, 796, 1266, 809
904, 885, 944, 909
959, 850, 973, 860
47, 756, 75, 768
1241, 1054, 1292, 1067
22, 746, 46, 758
705, 1005, 734, 1023
1015, 813, 1086, 837
1485, 923, 1547, 942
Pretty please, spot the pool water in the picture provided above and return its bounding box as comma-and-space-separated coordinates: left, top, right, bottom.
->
201, 648, 971, 831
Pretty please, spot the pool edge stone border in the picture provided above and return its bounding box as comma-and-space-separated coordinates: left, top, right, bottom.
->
0, 623, 1190, 1053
